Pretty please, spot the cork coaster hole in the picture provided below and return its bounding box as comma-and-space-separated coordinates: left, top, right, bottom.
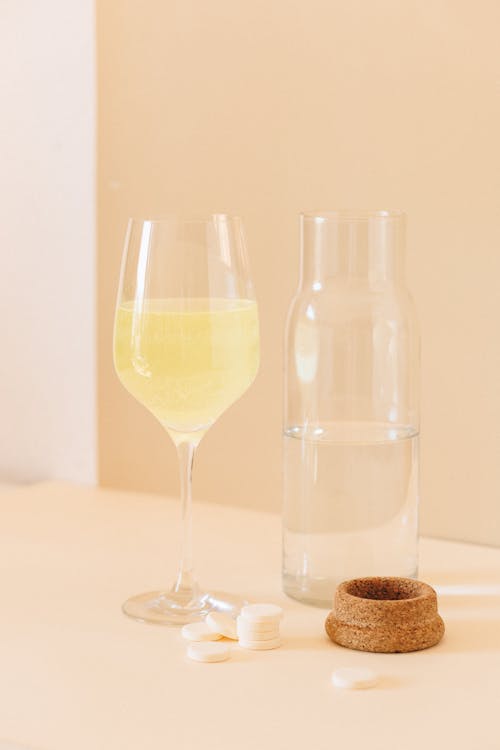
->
345, 578, 425, 601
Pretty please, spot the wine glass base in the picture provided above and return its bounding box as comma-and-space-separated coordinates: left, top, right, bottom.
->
122, 590, 247, 626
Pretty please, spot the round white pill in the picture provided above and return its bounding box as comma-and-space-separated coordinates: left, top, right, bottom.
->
237, 624, 280, 641
181, 622, 223, 642
205, 612, 238, 640
331, 667, 379, 690
187, 642, 231, 663
240, 603, 283, 623
236, 615, 280, 634
238, 636, 281, 650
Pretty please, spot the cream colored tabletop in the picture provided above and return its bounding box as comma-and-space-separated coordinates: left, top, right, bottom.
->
0, 482, 499, 750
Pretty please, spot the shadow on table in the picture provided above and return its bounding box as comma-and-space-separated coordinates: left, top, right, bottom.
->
283, 633, 335, 651
425, 568, 500, 610
429, 568, 500, 593
422, 570, 500, 652
439, 618, 500, 653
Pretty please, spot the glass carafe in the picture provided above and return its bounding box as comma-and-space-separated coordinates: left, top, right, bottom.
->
283, 211, 419, 607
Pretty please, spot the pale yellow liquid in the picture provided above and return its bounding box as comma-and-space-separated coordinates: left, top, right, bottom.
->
114, 298, 259, 435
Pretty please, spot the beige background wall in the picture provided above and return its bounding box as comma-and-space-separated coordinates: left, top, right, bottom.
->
98, 1, 500, 545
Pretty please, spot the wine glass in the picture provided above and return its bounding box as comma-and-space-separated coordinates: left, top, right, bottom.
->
113, 215, 260, 625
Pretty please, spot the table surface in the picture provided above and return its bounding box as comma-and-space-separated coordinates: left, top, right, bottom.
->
1, 482, 499, 750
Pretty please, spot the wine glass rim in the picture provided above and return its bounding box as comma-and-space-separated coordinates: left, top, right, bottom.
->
127, 213, 242, 225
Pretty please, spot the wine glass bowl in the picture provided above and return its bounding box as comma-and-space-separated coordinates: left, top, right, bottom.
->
113, 216, 259, 625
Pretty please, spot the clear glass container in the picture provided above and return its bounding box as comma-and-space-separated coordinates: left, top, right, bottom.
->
283, 211, 420, 607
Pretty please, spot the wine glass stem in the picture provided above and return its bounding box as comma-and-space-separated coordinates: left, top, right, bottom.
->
173, 440, 199, 601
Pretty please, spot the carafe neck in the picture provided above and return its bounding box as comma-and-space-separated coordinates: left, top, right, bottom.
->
300, 211, 405, 287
